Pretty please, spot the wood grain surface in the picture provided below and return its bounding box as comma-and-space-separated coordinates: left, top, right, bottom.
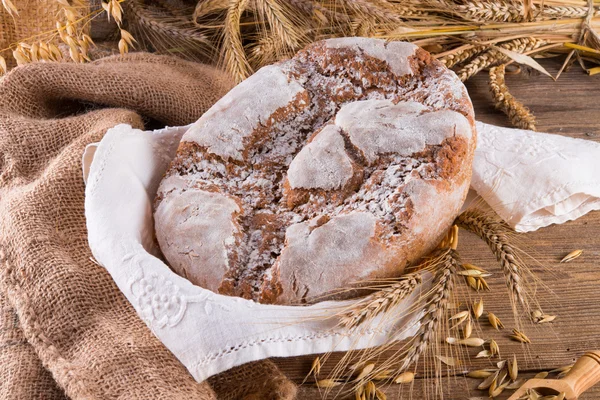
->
272, 58, 600, 399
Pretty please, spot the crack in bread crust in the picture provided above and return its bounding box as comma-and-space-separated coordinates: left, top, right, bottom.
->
154, 38, 477, 304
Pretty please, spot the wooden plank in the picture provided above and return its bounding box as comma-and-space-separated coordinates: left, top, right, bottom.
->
272, 59, 600, 399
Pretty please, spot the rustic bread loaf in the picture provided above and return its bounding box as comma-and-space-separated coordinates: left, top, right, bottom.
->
154, 37, 476, 304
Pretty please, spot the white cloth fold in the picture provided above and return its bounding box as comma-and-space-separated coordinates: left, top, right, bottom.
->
83, 121, 600, 382
472, 122, 600, 232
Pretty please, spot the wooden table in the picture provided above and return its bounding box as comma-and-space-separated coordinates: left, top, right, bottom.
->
273, 59, 600, 399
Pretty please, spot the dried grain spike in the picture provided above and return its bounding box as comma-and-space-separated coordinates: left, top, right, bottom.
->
316, 379, 341, 388
394, 371, 415, 384
473, 299, 484, 319
255, 0, 304, 49
436, 355, 461, 366
488, 312, 505, 330
447, 337, 485, 347
343, 0, 402, 23
439, 45, 484, 68
479, 277, 490, 291
463, 318, 473, 339
456, 37, 545, 82
1, 0, 18, 17
534, 371, 548, 379
510, 329, 531, 343
193, 0, 229, 20
490, 339, 500, 357
542, 5, 600, 19
466, 276, 478, 290
0, 56, 6, 76
476, 350, 492, 358
489, 64, 536, 130
478, 369, 500, 390
463, 263, 485, 272
456, 209, 527, 308
455, 1, 524, 23
224, 0, 253, 83
489, 381, 508, 397
355, 363, 376, 381
339, 273, 421, 329
355, 385, 365, 400
365, 381, 376, 398
457, 269, 490, 277
449, 310, 469, 329
506, 378, 525, 389
398, 249, 459, 371
560, 250, 583, 263
467, 370, 494, 378
372, 370, 393, 381
309, 356, 321, 377
538, 315, 557, 324
509, 354, 518, 381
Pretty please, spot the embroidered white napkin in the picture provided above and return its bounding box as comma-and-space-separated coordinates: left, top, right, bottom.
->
83, 121, 600, 382
472, 122, 600, 232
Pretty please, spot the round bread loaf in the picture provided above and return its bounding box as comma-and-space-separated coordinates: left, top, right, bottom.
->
154, 37, 476, 304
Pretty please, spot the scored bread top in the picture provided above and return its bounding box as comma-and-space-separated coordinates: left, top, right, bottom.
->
154, 37, 476, 304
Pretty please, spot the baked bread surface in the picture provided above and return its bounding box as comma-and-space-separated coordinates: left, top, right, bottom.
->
154, 37, 476, 304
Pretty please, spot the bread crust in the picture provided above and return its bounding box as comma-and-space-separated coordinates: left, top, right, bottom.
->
154, 38, 477, 304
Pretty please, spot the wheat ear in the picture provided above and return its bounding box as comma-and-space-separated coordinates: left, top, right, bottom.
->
255, 0, 304, 49
398, 248, 459, 372
455, 0, 525, 23
338, 273, 422, 330
455, 37, 546, 81
439, 45, 485, 68
541, 5, 600, 19
193, 0, 229, 21
343, 0, 402, 23
489, 64, 537, 130
224, 0, 252, 83
126, 0, 214, 62
455, 210, 526, 309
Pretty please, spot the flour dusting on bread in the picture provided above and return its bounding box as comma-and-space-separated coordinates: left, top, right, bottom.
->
154, 38, 477, 304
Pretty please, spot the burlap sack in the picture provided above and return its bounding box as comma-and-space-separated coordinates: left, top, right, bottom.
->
0, 53, 296, 400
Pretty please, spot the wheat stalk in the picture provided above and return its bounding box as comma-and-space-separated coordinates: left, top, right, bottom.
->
455, 0, 525, 23
397, 248, 459, 372
489, 64, 537, 130
193, 0, 229, 21
455, 209, 526, 309
343, 0, 403, 23
126, 0, 215, 62
541, 5, 600, 19
439, 45, 485, 68
351, 17, 379, 37
255, 0, 304, 49
455, 37, 546, 81
223, 0, 252, 83
288, 0, 329, 20
338, 273, 422, 329
248, 34, 281, 67
388, 3, 428, 18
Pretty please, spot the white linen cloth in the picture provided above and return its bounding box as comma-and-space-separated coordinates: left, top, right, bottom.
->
473, 122, 600, 232
83, 121, 600, 382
